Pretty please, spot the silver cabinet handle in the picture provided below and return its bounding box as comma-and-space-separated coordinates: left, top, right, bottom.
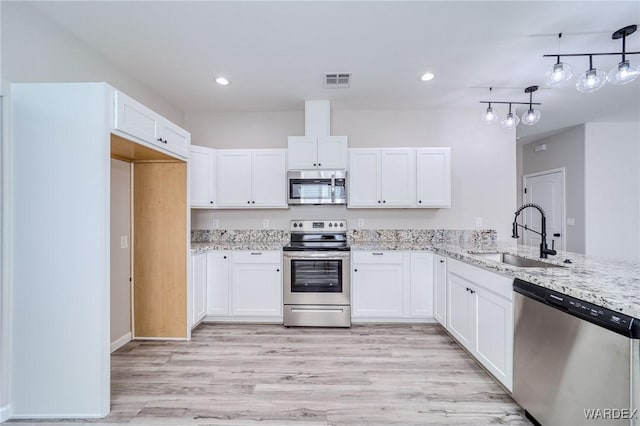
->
372, 252, 384, 256
251, 252, 262, 255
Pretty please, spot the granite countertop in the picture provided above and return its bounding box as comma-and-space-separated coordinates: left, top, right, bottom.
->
351, 241, 640, 319
191, 241, 285, 253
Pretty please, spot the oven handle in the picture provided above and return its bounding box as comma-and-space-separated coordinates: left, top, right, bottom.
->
291, 308, 345, 313
283, 251, 351, 259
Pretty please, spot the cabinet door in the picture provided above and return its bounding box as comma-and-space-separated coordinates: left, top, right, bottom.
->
251, 150, 287, 207
217, 150, 252, 207
287, 136, 317, 170
446, 272, 474, 351
114, 91, 160, 145
352, 263, 404, 318
474, 287, 513, 391
416, 148, 451, 208
348, 149, 380, 207
189, 146, 216, 207
160, 120, 190, 158
191, 253, 207, 325
408, 252, 434, 318
433, 255, 447, 326
206, 252, 229, 316
231, 262, 282, 317
317, 136, 348, 169
380, 148, 416, 207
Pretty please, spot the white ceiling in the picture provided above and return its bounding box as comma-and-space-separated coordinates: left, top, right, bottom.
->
31, 1, 640, 142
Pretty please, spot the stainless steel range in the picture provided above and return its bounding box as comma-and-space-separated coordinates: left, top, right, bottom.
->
283, 220, 351, 327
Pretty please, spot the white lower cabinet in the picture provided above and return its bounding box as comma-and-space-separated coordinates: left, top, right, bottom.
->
230, 251, 282, 318
351, 251, 434, 321
433, 254, 447, 326
446, 258, 513, 391
206, 251, 230, 316
191, 253, 207, 326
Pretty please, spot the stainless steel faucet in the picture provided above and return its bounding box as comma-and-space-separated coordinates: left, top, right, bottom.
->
512, 203, 557, 258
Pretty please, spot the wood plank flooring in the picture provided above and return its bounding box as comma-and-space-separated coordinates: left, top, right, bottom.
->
9, 323, 531, 425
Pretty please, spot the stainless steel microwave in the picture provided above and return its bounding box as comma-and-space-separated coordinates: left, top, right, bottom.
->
287, 170, 347, 205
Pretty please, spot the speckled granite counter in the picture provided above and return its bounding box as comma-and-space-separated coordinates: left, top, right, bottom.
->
351, 240, 640, 320
190, 228, 640, 319
191, 241, 285, 253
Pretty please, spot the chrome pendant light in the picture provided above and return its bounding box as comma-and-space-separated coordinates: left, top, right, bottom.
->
521, 86, 541, 125
607, 25, 640, 85
545, 33, 573, 86
482, 87, 499, 124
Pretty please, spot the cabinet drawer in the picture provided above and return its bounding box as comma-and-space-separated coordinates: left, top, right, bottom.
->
232, 250, 281, 264
352, 250, 405, 264
448, 258, 512, 300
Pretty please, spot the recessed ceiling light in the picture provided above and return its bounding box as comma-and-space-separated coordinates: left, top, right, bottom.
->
215, 77, 230, 86
420, 72, 435, 82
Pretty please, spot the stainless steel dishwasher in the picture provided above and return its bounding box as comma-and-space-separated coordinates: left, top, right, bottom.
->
513, 279, 640, 426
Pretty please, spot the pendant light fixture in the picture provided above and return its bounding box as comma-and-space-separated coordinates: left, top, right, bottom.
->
545, 33, 573, 86
576, 55, 606, 93
482, 87, 499, 124
501, 103, 520, 129
543, 24, 640, 93
521, 86, 541, 125
607, 25, 640, 85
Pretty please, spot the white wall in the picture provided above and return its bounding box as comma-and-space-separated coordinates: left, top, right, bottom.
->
110, 159, 131, 349
0, 1, 183, 125
521, 125, 586, 253
585, 122, 640, 262
187, 109, 517, 239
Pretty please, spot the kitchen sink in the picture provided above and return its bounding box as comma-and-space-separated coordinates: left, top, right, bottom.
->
472, 252, 565, 268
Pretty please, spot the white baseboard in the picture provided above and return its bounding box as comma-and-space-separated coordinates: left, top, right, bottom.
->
9, 412, 104, 420
0, 404, 10, 423
202, 316, 284, 324
110, 332, 132, 353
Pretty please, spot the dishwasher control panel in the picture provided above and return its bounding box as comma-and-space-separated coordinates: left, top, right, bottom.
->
514, 278, 640, 338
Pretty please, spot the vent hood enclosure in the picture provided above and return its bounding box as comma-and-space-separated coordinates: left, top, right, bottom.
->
287, 100, 348, 170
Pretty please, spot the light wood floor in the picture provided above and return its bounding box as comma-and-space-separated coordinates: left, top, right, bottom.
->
10, 323, 531, 425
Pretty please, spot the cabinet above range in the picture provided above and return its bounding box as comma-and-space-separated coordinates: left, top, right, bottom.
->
287, 136, 348, 170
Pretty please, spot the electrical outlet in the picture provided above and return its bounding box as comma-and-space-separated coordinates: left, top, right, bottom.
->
357, 218, 364, 228
263, 219, 270, 229
567, 218, 575, 226
120, 236, 128, 249
212, 219, 219, 228
475, 217, 483, 228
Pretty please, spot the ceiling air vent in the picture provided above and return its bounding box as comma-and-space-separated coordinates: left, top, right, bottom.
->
324, 73, 351, 88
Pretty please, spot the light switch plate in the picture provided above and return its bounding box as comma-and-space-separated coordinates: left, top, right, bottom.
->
120, 236, 128, 249
567, 218, 575, 226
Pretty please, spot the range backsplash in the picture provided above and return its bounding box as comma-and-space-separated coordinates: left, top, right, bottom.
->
192, 229, 496, 244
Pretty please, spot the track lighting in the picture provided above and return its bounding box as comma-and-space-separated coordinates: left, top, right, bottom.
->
521, 86, 541, 125
480, 87, 541, 130
543, 24, 640, 93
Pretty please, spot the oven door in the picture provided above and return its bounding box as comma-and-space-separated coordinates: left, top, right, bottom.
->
283, 251, 350, 306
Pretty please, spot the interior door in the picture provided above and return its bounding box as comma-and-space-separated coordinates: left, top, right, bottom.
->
522, 169, 565, 251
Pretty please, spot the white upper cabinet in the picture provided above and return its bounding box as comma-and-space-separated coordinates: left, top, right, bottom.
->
380, 149, 416, 207
287, 136, 348, 170
348, 149, 380, 207
416, 148, 451, 208
349, 147, 450, 209
217, 149, 287, 208
189, 145, 216, 207
251, 150, 287, 207
113, 91, 189, 158
348, 148, 415, 207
